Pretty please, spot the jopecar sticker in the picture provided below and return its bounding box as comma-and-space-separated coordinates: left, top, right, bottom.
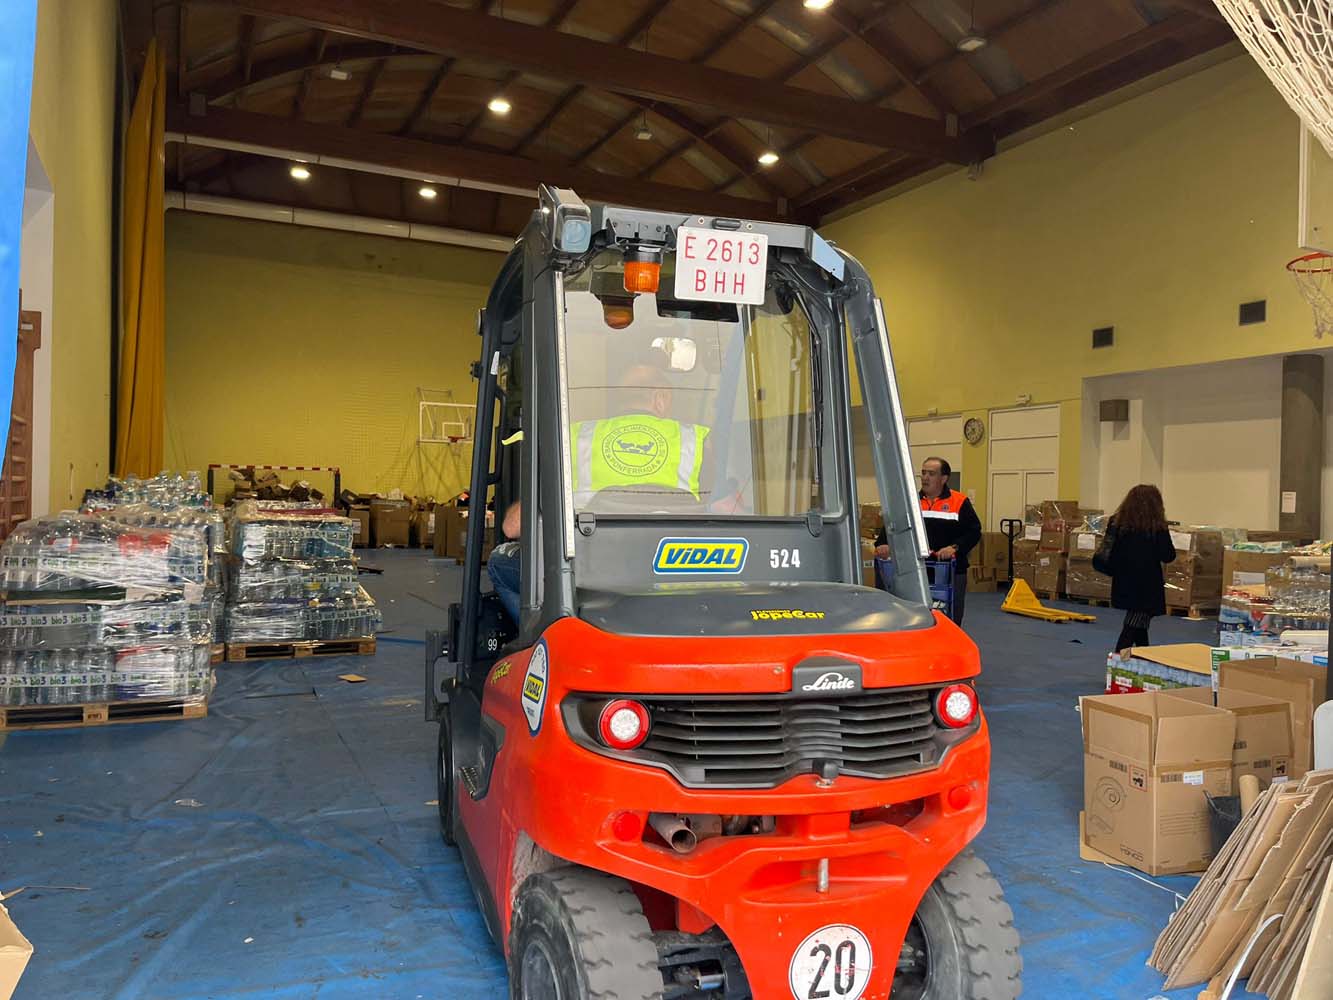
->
788, 924, 872, 1000
521, 643, 549, 736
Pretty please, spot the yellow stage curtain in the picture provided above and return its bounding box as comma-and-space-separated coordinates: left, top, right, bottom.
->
115, 38, 166, 477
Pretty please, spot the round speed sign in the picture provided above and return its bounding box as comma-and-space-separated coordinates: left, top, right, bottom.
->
787, 924, 873, 1000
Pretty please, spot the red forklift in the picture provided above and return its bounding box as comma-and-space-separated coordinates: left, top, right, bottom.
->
425, 186, 1022, 999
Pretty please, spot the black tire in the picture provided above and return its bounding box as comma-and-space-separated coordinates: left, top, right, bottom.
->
895, 849, 1023, 1000
508, 868, 663, 1000
436, 717, 455, 846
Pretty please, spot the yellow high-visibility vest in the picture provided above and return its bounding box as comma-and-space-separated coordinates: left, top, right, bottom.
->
570, 414, 708, 499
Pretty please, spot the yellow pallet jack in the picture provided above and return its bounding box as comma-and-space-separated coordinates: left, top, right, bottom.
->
1001, 579, 1096, 623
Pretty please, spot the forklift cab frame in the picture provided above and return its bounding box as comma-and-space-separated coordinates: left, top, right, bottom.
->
432, 187, 932, 696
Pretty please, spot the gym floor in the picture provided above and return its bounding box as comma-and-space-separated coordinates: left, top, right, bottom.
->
1, 549, 1259, 1000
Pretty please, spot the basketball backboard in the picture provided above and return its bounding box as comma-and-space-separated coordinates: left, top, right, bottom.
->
1299, 123, 1333, 252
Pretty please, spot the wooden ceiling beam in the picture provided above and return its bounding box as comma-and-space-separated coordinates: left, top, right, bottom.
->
826, 5, 953, 116
167, 103, 783, 219
1163, 0, 1228, 22
292, 30, 328, 118
511, 1, 672, 157
454, 0, 589, 145
635, 101, 784, 198
239, 14, 257, 84
961, 12, 1198, 129
400, 57, 456, 137
203, 40, 396, 101
807, 14, 1236, 219
637, 12, 897, 182
202, 0, 989, 162
347, 55, 388, 128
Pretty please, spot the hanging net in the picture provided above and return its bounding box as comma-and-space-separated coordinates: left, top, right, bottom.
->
1288, 251, 1333, 337
1213, 2, 1333, 334
1211, 1, 1333, 159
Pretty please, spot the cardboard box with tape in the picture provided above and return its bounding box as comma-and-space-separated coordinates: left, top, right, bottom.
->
1082, 690, 1236, 876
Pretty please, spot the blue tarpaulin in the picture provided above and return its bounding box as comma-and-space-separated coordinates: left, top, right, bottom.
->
0, 552, 1263, 998
0, 1, 36, 469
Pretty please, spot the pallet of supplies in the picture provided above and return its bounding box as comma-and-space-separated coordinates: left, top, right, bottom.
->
0, 510, 215, 731
223, 503, 381, 656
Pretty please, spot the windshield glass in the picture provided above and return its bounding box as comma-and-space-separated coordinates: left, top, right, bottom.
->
562, 249, 827, 518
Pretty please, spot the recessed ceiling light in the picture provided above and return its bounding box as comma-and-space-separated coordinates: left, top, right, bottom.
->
419, 185, 438, 199
289, 163, 311, 180
803, 0, 834, 9
488, 96, 512, 115
757, 150, 780, 167
957, 32, 987, 52
328, 66, 351, 81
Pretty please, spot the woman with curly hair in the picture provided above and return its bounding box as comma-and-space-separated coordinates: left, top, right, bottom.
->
1101, 484, 1176, 653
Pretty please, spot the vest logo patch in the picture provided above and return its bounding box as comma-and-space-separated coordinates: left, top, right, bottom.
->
603, 423, 669, 478
653, 538, 748, 575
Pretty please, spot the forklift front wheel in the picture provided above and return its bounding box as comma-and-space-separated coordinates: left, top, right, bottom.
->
894, 849, 1023, 1000
508, 868, 663, 1000
436, 717, 455, 847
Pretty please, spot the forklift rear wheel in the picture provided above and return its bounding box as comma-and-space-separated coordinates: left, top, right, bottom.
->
509, 868, 663, 1000
436, 717, 455, 846
894, 849, 1022, 1000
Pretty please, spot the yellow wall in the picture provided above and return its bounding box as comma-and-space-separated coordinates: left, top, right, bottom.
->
824, 54, 1313, 513
164, 213, 504, 499
29, 0, 117, 508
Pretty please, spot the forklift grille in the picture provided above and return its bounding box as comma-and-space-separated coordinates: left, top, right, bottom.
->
638, 689, 941, 787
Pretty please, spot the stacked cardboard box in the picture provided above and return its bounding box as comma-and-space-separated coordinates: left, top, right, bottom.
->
369, 499, 411, 548
0, 512, 215, 709
980, 532, 1012, 581
1165, 528, 1224, 611
410, 501, 436, 549
1011, 539, 1039, 588
1218, 550, 1329, 646
1066, 530, 1111, 601
224, 503, 381, 644
1149, 770, 1333, 996
433, 505, 495, 562
1082, 691, 1236, 876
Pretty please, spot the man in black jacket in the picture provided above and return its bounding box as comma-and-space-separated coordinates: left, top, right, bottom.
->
875, 456, 982, 625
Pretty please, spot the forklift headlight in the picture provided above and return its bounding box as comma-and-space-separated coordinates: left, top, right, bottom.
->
935, 684, 978, 729
597, 699, 651, 750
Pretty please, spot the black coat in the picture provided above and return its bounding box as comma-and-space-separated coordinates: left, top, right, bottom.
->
1105, 520, 1177, 615
874, 490, 983, 569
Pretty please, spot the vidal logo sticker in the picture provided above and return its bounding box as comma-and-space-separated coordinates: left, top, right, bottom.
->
652, 538, 748, 575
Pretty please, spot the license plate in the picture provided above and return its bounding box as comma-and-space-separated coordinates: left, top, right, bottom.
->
674, 226, 767, 305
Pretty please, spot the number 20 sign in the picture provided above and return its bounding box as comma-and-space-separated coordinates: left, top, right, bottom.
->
674, 226, 768, 305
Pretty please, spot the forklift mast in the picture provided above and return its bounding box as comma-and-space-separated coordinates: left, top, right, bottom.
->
454, 187, 930, 671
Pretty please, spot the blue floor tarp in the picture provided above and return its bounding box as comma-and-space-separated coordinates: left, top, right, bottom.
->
1, 550, 1259, 999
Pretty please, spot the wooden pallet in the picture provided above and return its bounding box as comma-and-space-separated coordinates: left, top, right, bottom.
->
1064, 595, 1112, 608
225, 637, 376, 662
0, 697, 207, 732
1165, 604, 1219, 621
211, 643, 225, 664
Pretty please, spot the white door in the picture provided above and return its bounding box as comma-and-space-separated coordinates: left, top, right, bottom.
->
988, 406, 1060, 532
907, 415, 962, 491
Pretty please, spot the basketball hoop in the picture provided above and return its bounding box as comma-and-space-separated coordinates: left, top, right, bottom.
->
1288, 251, 1333, 338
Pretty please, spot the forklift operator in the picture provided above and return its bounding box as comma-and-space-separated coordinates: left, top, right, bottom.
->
570, 361, 711, 508
874, 456, 981, 625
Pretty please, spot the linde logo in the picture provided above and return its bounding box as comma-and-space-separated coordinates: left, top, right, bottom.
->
801, 671, 856, 693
